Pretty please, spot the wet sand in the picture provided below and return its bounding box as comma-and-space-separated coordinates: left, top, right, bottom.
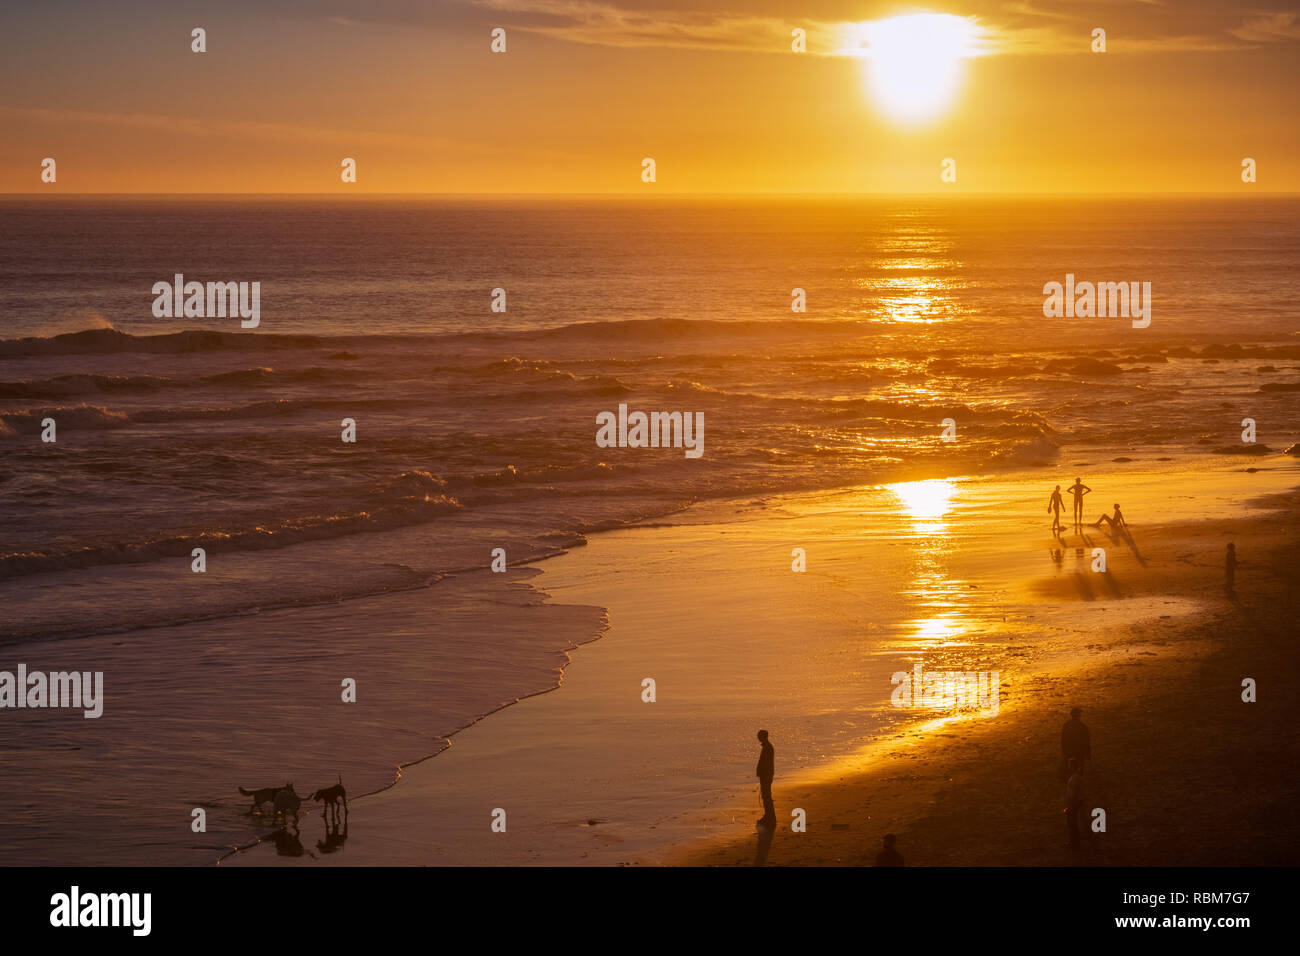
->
222, 455, 1300, 866
677, 484, 1300, 866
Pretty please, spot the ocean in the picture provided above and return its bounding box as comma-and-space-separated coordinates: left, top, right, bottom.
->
1, 196, 1297, 864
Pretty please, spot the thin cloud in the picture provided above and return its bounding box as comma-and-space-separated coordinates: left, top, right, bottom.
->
473, 0, 806, 53
467, 0, 1293, 56
280, 0, 1300, 56
1230, 12, 1300, 43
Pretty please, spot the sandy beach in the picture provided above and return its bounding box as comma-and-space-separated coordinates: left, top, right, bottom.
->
220, 453, 1300, 867
678, 488, 1300, 867
7, 7, 1300, 942
6, 196, 1299, 872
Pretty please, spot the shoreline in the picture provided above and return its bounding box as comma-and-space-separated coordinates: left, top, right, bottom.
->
219, 454, 1300, 867
673, 487, 1300, 866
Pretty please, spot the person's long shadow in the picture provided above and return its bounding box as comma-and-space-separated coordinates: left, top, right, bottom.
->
754, 821, 775, 866
1065, 541, 1100, 599
1099, 524, 1148, 567
1069, 566, 1096, 600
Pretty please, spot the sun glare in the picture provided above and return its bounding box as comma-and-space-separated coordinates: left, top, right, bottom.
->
887, 479, 956, 520
853, 13, 987, 125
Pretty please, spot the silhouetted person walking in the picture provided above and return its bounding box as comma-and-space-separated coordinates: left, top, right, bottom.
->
1225, 543, 1237, 595
1066, 478, 1091, 530
1047, 485, 1065, 533
1064, 758, 1085, 849
875, 833, 904, 866
1061, 707, 1091, 775
755, 729, 775, 827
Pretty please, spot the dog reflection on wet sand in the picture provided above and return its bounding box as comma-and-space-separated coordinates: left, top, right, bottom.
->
271, 823, 304, 858
317, 810, 349, 855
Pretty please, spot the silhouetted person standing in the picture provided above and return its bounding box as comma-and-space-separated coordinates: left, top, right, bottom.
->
875, 833, 904, 866
1064, 758, 1085, 849
755, 729, 775, 827
1066, 478, 1091, 530
1047, 485, 1065, 533
1061, 707, 1091, 774
1225, 543, 1237, 594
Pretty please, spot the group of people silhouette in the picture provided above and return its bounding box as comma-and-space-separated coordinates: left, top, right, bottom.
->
745, 468, 1243, 864
1048, 477, 1128, 536
1049, 479, 1241, 595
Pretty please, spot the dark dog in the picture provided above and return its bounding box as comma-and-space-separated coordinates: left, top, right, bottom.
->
272, 783, 302, 822
239, 783, 289, 814
310, 775, 348, 817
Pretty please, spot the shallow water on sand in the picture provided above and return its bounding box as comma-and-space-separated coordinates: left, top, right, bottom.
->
221, 459, 1299, 866
2, 197, 1297, 864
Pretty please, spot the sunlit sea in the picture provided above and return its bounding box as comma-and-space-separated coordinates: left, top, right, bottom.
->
1, 196, 1296, 863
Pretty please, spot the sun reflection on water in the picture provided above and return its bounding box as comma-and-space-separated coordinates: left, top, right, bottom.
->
910, 612, 965, 646
886, 478, 955, 527
883, 478, 975, 651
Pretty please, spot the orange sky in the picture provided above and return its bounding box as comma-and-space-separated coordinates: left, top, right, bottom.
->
2, 0, 1298, 193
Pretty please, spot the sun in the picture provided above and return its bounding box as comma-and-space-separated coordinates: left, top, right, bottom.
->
852, 13, 987, 125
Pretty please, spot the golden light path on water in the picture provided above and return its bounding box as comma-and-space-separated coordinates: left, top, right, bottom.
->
883, 478, 992, 727
886, 478, 956, 527
853, 223, 973, 324
885, 478, 969, 650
